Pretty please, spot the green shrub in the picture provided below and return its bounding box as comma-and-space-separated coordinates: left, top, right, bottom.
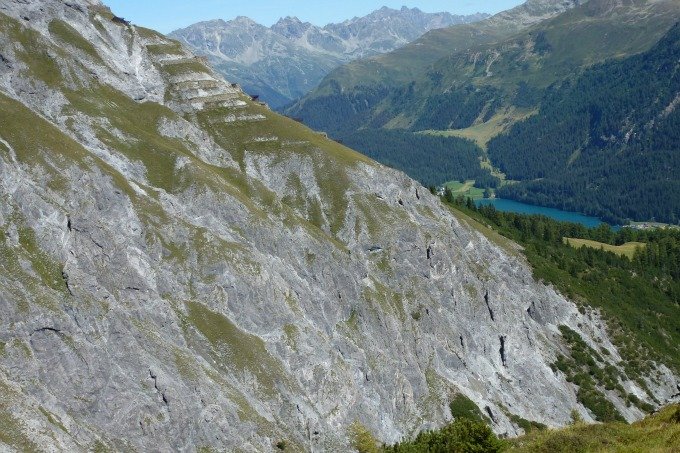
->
449, 394, 487, 423
507, 413, 547, 434
383, 418, 504, 453
350, 421, 380, 453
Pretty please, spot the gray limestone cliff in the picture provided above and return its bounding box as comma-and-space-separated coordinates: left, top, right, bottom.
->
0, 0, 676, 451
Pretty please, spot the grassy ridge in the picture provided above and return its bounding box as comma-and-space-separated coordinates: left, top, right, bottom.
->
368, 400, 680, 452
508, 404, 680, 452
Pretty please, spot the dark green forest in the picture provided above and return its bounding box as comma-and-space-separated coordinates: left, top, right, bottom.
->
289, 81, 395, 135
339, 129, 499, 187
411, 86, 501, 131
489, 23, 680, 224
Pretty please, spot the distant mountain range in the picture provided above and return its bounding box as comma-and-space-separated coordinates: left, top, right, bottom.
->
286, 0, 680, 223
169, 7, 489, 108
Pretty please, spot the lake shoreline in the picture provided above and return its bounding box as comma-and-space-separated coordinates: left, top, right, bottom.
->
475, 198, 614, 229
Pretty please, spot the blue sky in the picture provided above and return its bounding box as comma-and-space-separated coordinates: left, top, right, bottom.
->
105, 1, 525, 33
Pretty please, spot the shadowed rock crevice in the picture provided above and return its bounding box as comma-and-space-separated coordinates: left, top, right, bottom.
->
61, 269, 74, 296
149, 369, 169, 406
485, 290, 495, 321
486, 405, 497, 424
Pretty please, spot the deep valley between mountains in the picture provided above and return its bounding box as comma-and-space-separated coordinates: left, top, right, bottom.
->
0, 0, 678, 452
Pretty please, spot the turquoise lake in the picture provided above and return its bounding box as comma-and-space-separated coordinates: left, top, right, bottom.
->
475, 198, 610, 229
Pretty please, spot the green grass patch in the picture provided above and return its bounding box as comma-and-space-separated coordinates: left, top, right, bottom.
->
507, 404, 680, 452
160, 60, 212, 77
183, 301, 284, 397
0, 381, 40, 451
282, 324, 299, 351
146, 42, 185, 56
444, 180, 486, 199
0, 92, 88, 196
173, 349, 199, 381
63, 84, 193, 193
38, 406, 68, 433
564, 238, 646, 259
449, 394, 488, 424
17, 225, 67, 295
420, 107, 536, 150
0, 13, 64, 87
48, 20, 103, 63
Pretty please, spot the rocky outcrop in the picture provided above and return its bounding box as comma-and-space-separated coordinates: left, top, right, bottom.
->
0, 0, 676, 451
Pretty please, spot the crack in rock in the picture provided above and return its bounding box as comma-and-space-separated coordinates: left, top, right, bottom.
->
485, 290, 495, 321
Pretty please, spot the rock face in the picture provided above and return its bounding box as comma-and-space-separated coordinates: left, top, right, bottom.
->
0, 0, 676, 451
169, 8, 489, 108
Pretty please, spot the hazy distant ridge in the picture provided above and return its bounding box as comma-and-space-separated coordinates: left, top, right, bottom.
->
169, 7, 489, 107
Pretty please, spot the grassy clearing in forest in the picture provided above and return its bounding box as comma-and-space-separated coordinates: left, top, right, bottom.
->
564, 238, 646, 259
444, 180, 486, 199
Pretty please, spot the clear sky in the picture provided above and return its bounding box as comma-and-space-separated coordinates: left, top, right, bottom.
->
105, 1, 525, 34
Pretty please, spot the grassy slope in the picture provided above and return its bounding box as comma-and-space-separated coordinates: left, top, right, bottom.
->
564, 238, 646, 259
419, 107, 536, 149
508, 404, 680, 452
444, 180, 486, 199
306, 21, 515, 97
416, 0, 680, 138
303, 0, 592, 95
439, 0, 680, 90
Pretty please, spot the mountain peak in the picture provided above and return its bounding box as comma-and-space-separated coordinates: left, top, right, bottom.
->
271, 16, 314, 39
275, 16, 304, 25
231, 15, 258, 25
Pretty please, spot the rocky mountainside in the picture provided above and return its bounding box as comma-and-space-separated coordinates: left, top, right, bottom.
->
169, 8, 488, 108
0, 0, 677, 451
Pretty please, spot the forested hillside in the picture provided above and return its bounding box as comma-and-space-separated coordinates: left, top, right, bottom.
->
287, 0, 680, 222
339, 130, 498, 187
490, 22, 680, 224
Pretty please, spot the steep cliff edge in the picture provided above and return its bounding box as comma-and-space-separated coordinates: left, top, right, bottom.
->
0, 1, 676, 451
